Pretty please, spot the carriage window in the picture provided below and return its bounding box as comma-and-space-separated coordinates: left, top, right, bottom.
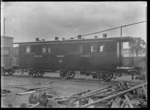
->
26, 46, 31, 53
99, 45, 104, 52
42, 47, 47, 53
91, 44, 97, 52
48, 47, 51, 53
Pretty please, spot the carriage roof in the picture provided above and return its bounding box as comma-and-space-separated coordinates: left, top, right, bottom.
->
13, 36, 133, 45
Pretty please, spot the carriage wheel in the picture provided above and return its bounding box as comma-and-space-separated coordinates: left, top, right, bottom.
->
28, 72, 34, 77
28, 70, 36, 78
28, 71, 33, 77
8, 69, 15, 76
68, 71, 75, 79
63, 71, 69, 79
32, 72, 37, 77
129, 71, 136, 80
102, 72, 112, 82
108, 72, 113, 80
33, 70, 40, 77
59, 71, 68, 79
39, 72, 44, 77
36, 70, 44, 77
34, 72, 38, 77
8, 71, 13, 75
69, 72, 75, 78
36, 71, 40, 77
102, 74, 109, 82
113, 73, 117, 79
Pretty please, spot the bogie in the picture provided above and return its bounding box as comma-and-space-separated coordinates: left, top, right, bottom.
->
1, 68, 15, 76
28, 69, 44, 78
59, 71, 76, 79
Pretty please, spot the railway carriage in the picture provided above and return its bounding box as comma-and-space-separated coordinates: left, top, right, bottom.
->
13, 36, 142, 81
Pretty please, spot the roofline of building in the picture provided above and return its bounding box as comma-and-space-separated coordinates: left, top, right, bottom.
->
1, 36, 14, 39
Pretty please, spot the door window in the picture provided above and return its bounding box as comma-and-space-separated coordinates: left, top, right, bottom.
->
26, 46, 31, 53
91, 44, 97, 52
42, 47, 47, 53
48, 47, 51, 53
99, 45, 104, 52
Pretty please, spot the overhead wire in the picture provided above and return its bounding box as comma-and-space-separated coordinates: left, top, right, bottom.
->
67, 20, 146, 40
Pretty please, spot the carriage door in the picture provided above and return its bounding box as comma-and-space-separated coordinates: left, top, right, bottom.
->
34, 45, 43, 69
121, 42, 134, 67
57, 44, 64, 69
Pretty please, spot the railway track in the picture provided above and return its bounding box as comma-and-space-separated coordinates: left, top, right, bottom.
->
1, 72, 143, 86
1, 72, 145, 108
2, 74, 105, 84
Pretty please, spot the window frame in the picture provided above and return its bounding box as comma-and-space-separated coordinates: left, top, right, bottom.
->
26, 46, 31, 54
79, 45, 82, 53
42, 47, 47, 53
91, 44, 97, 53
99, 45, 104, 52
48, 47, 51, 53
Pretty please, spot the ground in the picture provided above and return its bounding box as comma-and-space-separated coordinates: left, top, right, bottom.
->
1, 72, 145, 108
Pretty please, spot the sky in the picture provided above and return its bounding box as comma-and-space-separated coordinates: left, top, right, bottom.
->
1, 2, 147, 43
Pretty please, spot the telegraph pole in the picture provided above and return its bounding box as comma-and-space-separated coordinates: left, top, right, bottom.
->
4, 17, 5, 36
1, 3, 6, 36
145, 5, 147, 67
120, 26, 123, 37
81, 21, 146, 38
145, 5, 147, 42
119, 26, 123, 67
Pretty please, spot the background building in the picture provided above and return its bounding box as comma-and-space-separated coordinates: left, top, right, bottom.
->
1, 36, 19, 69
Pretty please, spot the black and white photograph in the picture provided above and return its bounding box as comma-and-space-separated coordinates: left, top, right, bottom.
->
1, 1, 147, 108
